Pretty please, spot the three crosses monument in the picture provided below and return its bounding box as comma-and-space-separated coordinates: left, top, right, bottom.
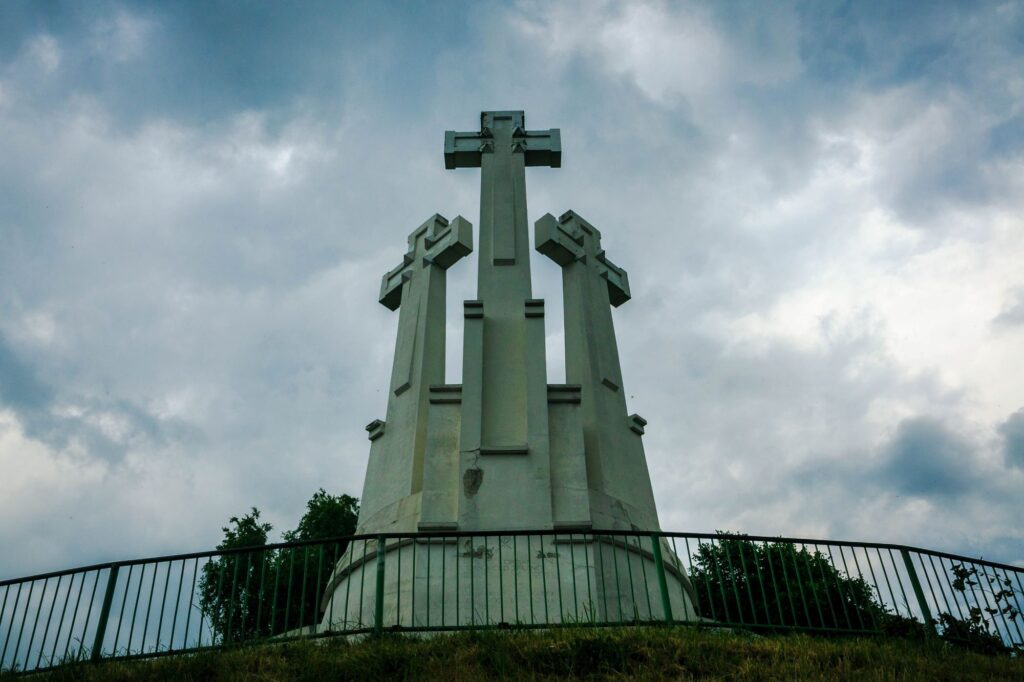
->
320, 111, 697, 628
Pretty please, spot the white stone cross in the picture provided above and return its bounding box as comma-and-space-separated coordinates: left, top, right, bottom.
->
535, 210, 659, 530
358, 214, 472, 531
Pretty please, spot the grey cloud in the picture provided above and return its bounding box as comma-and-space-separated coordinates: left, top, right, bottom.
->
993, 289, 1024, 328
876, 417, 974, 497
0, 331, 197, 465
999, 409, 1024, 469
0, 333, 52, 410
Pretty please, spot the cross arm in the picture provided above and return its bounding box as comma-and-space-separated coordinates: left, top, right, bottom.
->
379, 214, 473, 310
535, 211, 631, 307
444, 128, 562, 169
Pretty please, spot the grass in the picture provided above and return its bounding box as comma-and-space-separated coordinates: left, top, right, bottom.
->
11, 626, 1024, 681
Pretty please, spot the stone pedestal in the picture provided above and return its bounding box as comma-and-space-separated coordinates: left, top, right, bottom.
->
320, 534, 698, 631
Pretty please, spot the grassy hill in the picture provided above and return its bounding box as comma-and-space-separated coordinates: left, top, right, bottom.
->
18, 626, 1024, 681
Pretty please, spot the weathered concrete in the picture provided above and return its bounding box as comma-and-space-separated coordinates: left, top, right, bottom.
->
321, 535, 698, 631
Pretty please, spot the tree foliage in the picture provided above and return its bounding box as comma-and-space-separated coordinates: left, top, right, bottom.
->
936, 563, 1021, 656
687, 533, 1021, 656
198, 490, 359, 643
687, 533, 886, 634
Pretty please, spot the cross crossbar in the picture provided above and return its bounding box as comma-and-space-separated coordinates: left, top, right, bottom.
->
536, 210, 631, 307
379, 214, 472, 310
445, 110, 561, 169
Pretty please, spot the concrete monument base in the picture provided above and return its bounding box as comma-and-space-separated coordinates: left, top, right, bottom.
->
319, 534, 699, 631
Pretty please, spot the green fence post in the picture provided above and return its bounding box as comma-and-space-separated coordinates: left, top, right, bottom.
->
90, 564, 120, 663
374, 537, 386, 636
900, 549, 936, 636
650, 535, 673, 623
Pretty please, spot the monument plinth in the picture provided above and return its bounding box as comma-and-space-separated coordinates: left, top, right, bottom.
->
321, 111, 697, 629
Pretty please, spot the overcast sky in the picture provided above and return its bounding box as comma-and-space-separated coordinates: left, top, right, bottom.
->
1, 0, 1022, 578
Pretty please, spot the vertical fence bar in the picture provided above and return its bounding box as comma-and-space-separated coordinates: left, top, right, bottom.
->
596, 535, 609, 624
900, 549, 935, 635
637, 536, 652, 622
185, 558, 199, 650
35, 575, 62, 669
30, 579, 55, 668
995, 566, 1024, 646
12, 579, 36, 668
61, 577, 83, 662
526, 535, 534, 625
799, 546, 826, 629
924, 555, 955, 624
783, 543, 811, 626
329, 542, 339, 631
540, 533, 551, 625
403, 536, 411, 626
314, 546, 324, 634
763, 542, 784, 626
240, 552, 254, 640
621, 535, 635, 621
76, 571, 101, 660
0, 585, 10, 667
498, 535, 505, 625
299, 547, 309, 633
512, 535, 519, 624
440, 538, 446, 627
484, 535, 492, 626
140, 563, 158, 653
284, 549, 296, 634
568, 534, 580, 622
89, 565, 119, 663
737, 541, 757, 624
874, 547, 898, 618
608, 536, 621, 623
49, 574, 74, 665
470, 537, 477, 626
937, 557, 967, 622
426, 538, 432, 628
156, 561, 173, 652
710, 539, 733, 624
824, 547, 853, 630
847, 548, 875, 630
373, 536, 386, 636
554, 535, 564, 623
454, 537, 461, 627
751, 541, 770, 626
650, 535, 673, 623
722, 538, 746, 626
974, 564, 1010, 644
170, 560, 186, 652
585, 534, 594, 623
809, 545, 837, 629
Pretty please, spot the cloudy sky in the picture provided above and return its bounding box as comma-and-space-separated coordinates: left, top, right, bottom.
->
1, 0, 1022, 578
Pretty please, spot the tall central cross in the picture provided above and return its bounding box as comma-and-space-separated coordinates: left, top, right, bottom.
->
445, 111, 560, 298
445, 111, 561, 528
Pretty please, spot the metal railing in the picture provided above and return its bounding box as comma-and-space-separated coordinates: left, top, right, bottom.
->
1, 530, 1021, 673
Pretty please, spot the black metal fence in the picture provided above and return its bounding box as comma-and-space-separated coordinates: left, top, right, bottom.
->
1, 531, 1021, 673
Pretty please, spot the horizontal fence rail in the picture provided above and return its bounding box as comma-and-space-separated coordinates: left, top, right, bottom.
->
1, 530, 1021, 673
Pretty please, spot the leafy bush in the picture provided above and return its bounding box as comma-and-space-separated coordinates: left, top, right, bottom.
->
198, 490, 358, 642
687, 533, 887, 634
936, 563, 1021, 656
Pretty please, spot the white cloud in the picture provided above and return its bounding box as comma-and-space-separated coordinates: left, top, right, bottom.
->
513, 0, 801, 108
90, 9, 154, 63
26, 34, 61, 73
